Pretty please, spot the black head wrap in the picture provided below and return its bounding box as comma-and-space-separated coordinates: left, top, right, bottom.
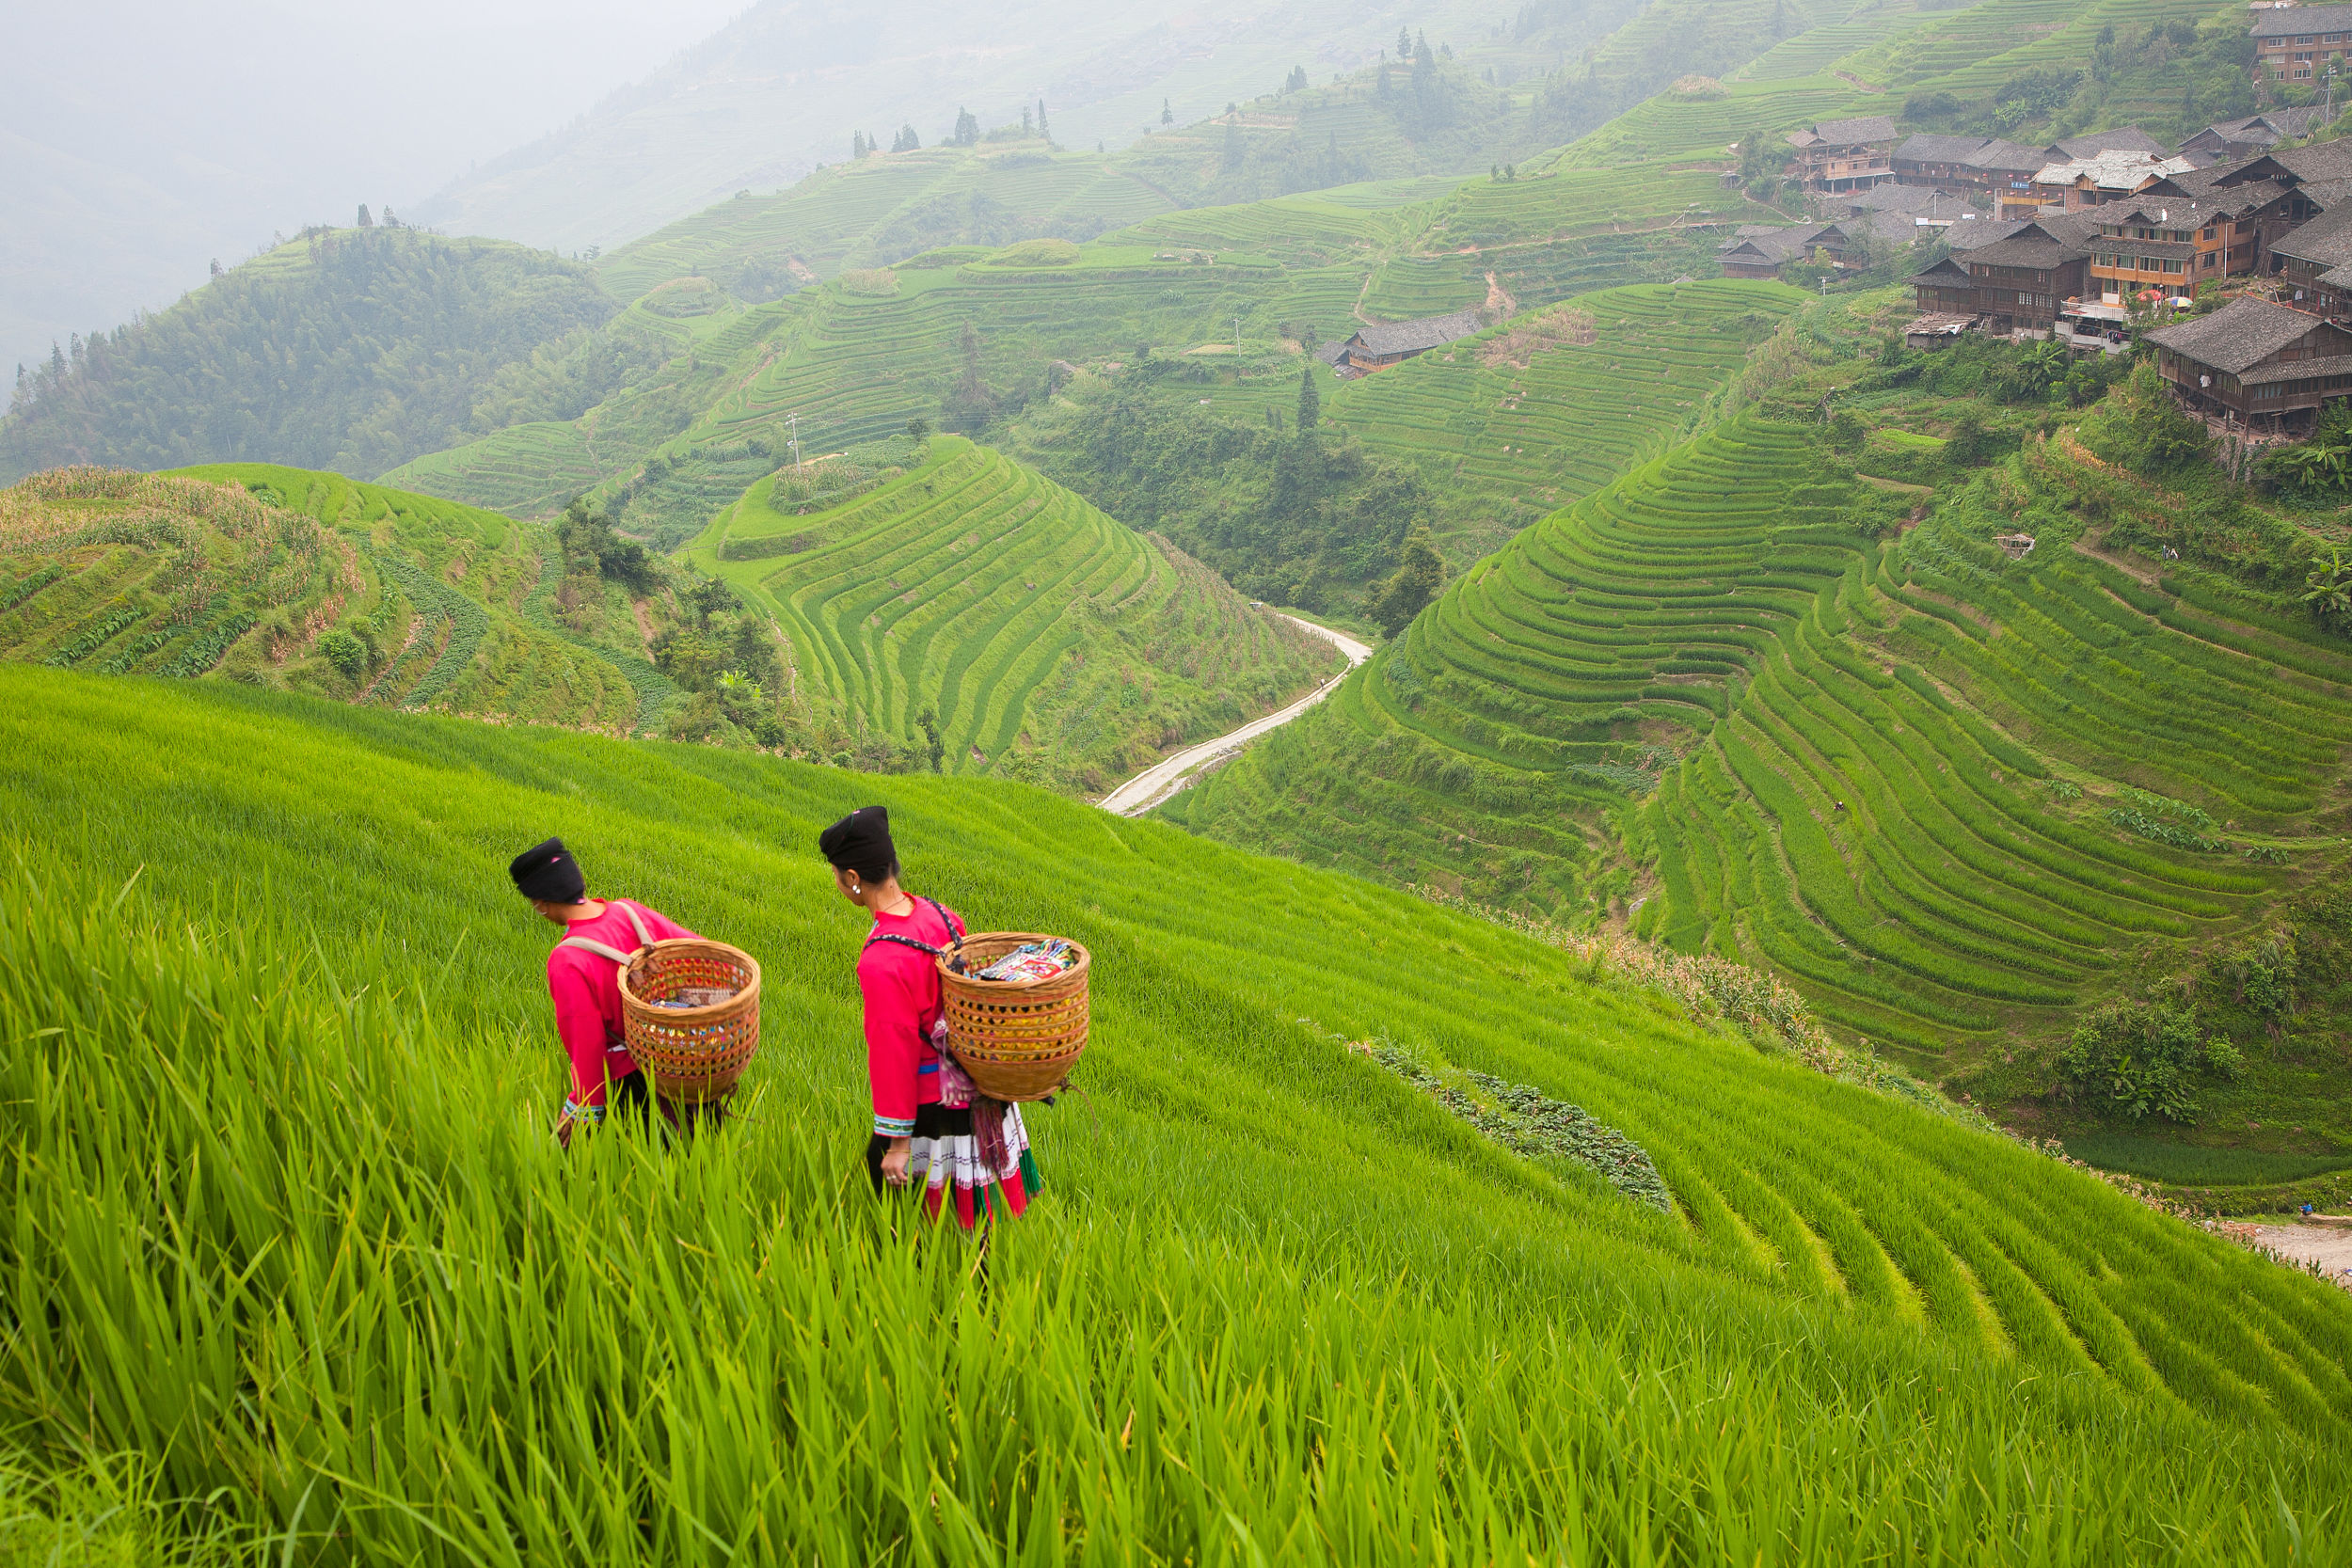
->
508, 836, 586, 904
818, 805, 898, 882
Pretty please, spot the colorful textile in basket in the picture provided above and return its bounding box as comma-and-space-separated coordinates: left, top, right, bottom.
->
974, 938, 1077, 983
868, 1100, 1041, 1229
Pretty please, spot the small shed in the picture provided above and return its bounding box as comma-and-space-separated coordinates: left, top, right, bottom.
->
1903, 312, 1979, 350
1339, 309, 1485, 373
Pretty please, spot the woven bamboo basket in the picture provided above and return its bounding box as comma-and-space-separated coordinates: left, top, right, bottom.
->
620, 939, 762, 1106
936, 931, 1089, 1102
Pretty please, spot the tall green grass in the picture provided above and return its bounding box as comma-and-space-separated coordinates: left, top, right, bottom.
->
2, 668, 2350, 1560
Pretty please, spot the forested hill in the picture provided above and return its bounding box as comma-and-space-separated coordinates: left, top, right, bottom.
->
0, 228, 617, 484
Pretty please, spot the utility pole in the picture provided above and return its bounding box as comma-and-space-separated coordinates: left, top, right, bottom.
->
787, 412, 803, 471
1233, 314, 1242, 358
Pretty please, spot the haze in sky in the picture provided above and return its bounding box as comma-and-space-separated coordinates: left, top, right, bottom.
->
0, 0, 745, 376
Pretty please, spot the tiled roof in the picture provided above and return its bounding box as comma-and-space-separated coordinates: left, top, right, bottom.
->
2034, 209, 2111, 245
1965, 232, 2090, 267
2196, 108, 2328, 149
2274, 140, 2352, 184
2273, 202, 2352, 267
1837, 182, 1976, 216
1347, 309, 1485, 357
2033, 150, 2195, 192
1945, 217, 2033, 250
2047, 126, 2169, 160
2145, 296, 2329, 373
1807, 116, 1898, 147
1721, 224, 1839, 264
1907, 257, 1974, 284
2251, 5, 2352, 37
2090, 235, 2196, 259
1966, 138, 2048, 172
2243, 352, 2352, 385
1895, 134, 1994, 163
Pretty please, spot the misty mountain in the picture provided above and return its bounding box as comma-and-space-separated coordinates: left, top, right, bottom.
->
409, 0, 1596, 256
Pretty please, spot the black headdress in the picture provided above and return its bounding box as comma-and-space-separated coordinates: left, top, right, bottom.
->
508, 836, 586, 904
818, 806, 898, 881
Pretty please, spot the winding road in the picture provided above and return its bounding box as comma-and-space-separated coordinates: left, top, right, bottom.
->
1099, 614, 1372, 816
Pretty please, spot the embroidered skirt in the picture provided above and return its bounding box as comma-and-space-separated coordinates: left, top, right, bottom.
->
866, 1100, 1041, 1229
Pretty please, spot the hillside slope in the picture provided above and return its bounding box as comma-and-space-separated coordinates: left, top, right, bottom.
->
1167, 403, 2352, 1124
689, 436, 1340, 792
0, 464, 665, 732
4, 666, 2350, 1559
0, 228, 618, 484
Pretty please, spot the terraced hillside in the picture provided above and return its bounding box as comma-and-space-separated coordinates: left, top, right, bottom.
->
392, 242, 1385, 524
691, 436, 1338, 793
594, 147, 1182, 303
1327, 280, 1805, 561
7, 667, 2352, 1559
0, 464, 673, 732
1560, 0, 2245, 172
1166, 416, 2352, 1074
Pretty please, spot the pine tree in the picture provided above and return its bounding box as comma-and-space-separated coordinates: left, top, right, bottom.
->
1416, 30, 1430, 58
209, 260, 223, 278
1037, 99, 1050, 142
356, 204, 373, 228
1161, 97, 1174, 125
953, 106, 980, 146
1397, 24, 1412, 57
1296, 362, 1320, 432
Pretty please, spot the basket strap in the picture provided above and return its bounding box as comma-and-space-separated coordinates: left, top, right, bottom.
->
866, 931, 944, 957
615, 899, 653, 947
925, 896, 964, 943
560, 935, 637, 966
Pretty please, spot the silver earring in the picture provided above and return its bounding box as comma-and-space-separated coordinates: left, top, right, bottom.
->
851, 881, 862, 895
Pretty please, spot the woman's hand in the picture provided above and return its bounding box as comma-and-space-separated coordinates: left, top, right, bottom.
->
880, 1137, 914, 1187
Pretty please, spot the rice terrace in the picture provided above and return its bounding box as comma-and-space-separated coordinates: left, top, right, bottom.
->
7, 0, 2352, 1560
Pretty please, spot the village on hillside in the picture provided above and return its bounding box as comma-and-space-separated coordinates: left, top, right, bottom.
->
1692, 3, 2352, 443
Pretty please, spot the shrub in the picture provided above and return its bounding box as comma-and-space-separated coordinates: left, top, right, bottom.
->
2060, 1000, 2233, 1122
318, 628, 367, 678
2079, 362, 2207, 476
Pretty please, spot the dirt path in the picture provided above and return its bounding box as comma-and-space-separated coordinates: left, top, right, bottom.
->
2230, 1221, 2352, 1276
1098, 616, 1372, 816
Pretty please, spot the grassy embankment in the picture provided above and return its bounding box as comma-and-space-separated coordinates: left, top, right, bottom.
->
689, 436, 1339, 794
3, 664, 2351, 1560
0, 464, 662, 731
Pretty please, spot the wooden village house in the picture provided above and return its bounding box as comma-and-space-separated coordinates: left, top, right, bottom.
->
2251, 3, 2352, 82
2146, 296, 2352, 433
1783, 117, 1897, 193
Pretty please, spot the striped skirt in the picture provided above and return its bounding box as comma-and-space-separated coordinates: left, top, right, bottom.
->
866, 1100, 1041, 1229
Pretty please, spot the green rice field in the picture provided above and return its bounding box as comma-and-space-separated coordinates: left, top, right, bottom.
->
2066, 1132, 2352, 1190
0, 464, 647, 731
1169, 413, 2352, 1068
691, 436, 1338, 793
4, 664, 2350, 1560
1327, 280, 1804, 561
